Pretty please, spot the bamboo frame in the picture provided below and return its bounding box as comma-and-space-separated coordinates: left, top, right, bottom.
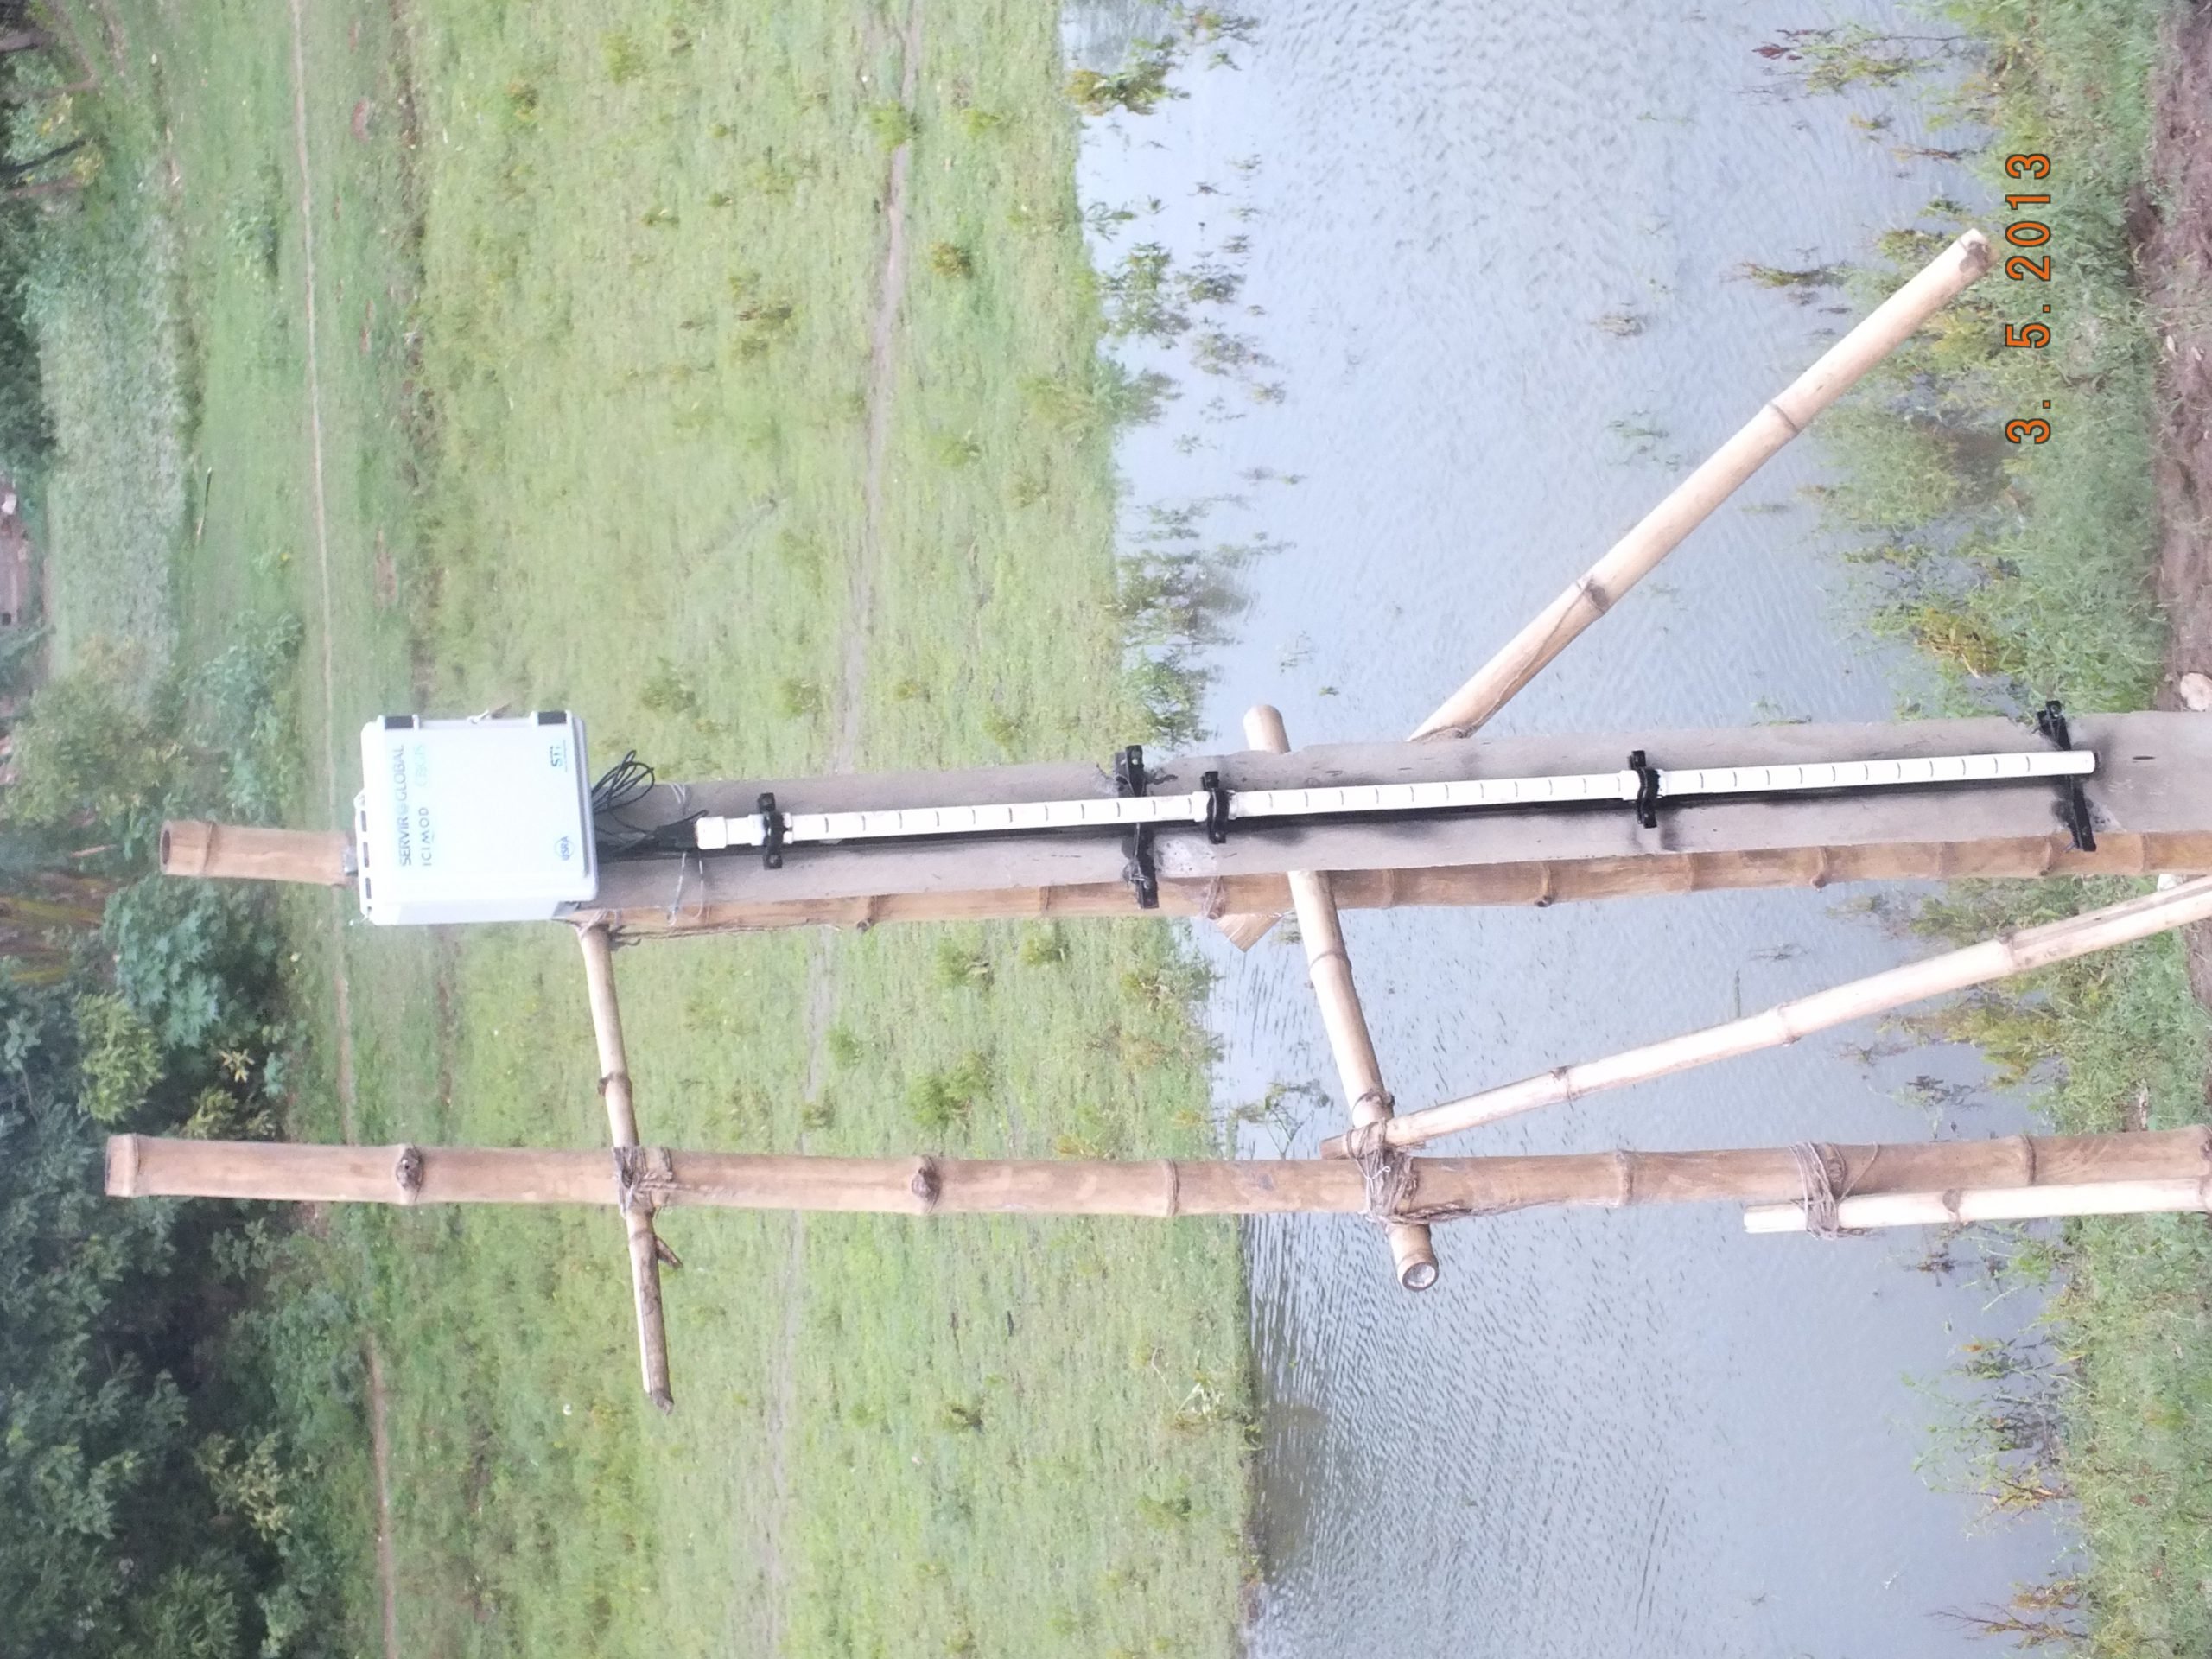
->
577, 925, 675, 1413
1323, 874, 2212, 1156
105, 1127, 2212, 1223
1408, 229, 1993, 742
1243, 706, 1437, 1289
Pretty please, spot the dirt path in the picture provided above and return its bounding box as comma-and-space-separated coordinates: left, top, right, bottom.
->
746, 9, 927, 1650
833, 0, 926, 772
362, 1338, 401, 1659
2142, 3, 2212, 1010
283, 3, 392, 1654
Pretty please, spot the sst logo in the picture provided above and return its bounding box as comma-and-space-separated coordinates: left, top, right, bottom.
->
548, 744, 568, 769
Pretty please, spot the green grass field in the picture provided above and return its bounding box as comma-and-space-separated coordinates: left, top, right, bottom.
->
16, 0, 1254, 1653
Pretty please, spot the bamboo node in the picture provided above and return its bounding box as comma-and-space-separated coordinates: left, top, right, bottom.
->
2013, 1132, 2039, 1186
393, 1146, 423, 1205
1306, 945, 1351, 977
909, 1156, 943, 1211
1612, 1148, 1636, 1210
1160, 1160, 1181, 1219
1531, 862, 1555, 909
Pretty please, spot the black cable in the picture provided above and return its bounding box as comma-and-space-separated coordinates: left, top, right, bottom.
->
589, 751, 703, 860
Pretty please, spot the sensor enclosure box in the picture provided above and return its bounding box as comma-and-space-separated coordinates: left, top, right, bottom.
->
354, 713, 597, 925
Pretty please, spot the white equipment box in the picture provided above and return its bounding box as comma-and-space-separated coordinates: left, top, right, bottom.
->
354, 713, 598, 925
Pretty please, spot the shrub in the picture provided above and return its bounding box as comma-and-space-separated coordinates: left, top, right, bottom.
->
73, 992, 161, 1123
862, 102, 916, 148
907, 1052, 988, 1135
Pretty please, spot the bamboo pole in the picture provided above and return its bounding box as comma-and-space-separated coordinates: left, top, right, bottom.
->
593, 830, 2212, 938
576, 925, 674, 1414
1322, 874, 2212, 1156
1408, 229, 1993, 742
160, 820, 353, 886
1243, 705, 1437, 1290
105, 1127, 2212, 1221
1744, 1177, 2212, 1234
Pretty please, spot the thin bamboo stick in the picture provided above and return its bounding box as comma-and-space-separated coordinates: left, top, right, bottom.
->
577, 924, 674, 1414
1744, 1177, 2212, 1233
1408, 230, 1993, 742
1322, 874, 2212, 1156
105, 1128, 2212, 1219
1243, 707, 1437, 1289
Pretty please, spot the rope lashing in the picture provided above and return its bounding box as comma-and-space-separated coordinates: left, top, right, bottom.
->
1342, 1118, 1419, 1222
613, 1144, 677, 1215
1789, 1140, 1858, 1239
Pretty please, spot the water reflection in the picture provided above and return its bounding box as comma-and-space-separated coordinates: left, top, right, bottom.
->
1070, 0, 2063, 1652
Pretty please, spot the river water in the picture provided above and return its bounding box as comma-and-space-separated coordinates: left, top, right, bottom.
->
1070, 3, 2064, 1653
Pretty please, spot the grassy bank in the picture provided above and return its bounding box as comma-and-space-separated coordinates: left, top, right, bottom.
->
1804, 3, 2212, 1651
11, 1, 1253, 1654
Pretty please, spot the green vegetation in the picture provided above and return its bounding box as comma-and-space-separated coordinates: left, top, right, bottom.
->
0, 616, 365, 1659
1812, 0, 2167, 716
1802, 4, 2211, 1651
2, 3, 1254, 1656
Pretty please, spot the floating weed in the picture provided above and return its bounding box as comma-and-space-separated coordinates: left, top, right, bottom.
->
1738, 259, 1845, 293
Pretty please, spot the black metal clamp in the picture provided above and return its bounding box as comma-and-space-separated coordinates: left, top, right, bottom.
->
1200, 770, 1231, 846
1115, 745, 1159, 909
1627, 750, 1662, 830
2034, 700, 2096, 853
758, 791, 785, 869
